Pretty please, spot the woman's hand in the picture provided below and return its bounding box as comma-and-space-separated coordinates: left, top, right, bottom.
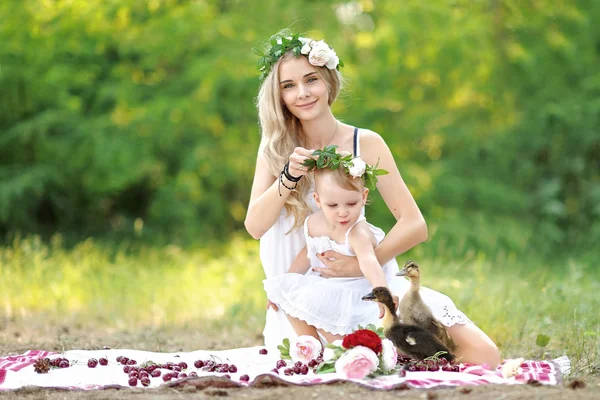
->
287, 147, 315, 179
312, 251, 363, 277
266, 299, 279, 312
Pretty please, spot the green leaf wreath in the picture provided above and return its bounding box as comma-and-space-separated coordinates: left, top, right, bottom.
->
301, 145, 389, 191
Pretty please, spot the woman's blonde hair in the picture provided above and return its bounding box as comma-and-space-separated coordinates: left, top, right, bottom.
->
256, 38, 343, 232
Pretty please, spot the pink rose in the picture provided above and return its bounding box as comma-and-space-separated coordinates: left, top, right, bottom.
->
289, 335, 322, 363
334, 346, 379, 379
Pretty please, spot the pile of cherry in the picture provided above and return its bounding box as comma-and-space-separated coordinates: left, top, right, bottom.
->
396, 355, 460, 377
34, 349, 461, 386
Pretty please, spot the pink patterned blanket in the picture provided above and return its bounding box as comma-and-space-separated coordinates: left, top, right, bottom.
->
0, 347, 570, 391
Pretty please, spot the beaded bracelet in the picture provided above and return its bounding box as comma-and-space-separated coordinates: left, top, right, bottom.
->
283, 162, 302, 183
278, 171, 298, 196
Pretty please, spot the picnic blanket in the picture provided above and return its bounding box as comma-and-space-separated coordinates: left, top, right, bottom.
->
0, 347, 570, 391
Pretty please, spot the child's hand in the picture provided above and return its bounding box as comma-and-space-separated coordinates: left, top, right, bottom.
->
378, 294, 399, 318
266, 299, 279, 312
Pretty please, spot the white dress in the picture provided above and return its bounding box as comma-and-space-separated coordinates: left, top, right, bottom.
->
258, 128, 471, 347
263, 214, 405, 335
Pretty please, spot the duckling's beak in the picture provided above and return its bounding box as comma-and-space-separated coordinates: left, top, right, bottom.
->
396, 267, 407, 276
361, 291, 376, 301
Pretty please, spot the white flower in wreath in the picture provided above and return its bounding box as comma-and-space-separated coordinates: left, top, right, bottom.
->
348, 157, 367, 178
325, 53, 339, 70
299, 37, 312, 55
308, 40, 336, 68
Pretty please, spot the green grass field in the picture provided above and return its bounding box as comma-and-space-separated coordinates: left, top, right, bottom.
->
1, 234, 598, 379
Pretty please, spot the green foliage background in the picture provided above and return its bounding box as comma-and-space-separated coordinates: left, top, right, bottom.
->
1, 0, 598, 256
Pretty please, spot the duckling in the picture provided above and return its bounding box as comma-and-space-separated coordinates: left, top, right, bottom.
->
397, 261, 457, 352
362, 287, 455, 362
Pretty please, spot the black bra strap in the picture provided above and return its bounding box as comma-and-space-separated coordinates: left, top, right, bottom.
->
353, 127, 358, 157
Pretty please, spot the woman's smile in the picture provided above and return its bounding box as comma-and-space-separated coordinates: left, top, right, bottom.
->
296, 99, 318, 109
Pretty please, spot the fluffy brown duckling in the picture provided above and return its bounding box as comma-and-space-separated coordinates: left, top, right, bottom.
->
362, 287, 455, 362
397, 261, 457, 352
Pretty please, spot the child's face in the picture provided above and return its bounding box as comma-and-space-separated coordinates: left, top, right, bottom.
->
314, 173, 368, 230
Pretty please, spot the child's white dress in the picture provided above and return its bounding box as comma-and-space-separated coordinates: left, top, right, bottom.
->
263, 214, 471, 336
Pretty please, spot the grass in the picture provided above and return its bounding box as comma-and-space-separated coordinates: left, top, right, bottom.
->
1, 233, 598, 380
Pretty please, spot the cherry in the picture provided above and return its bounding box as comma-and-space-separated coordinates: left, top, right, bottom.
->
398, 369, 407, 377
151, 369, 161, 377
178, 373, 187, 379
259, 349, 268, 355
99, 358, 108, 366
123, 366, 131, 373
194, 360, 204, 368
120, 357, 129, 365
189, 372, 198, 377
162, 373, 173, 382
140, 377, 150, 387
59, 360, 69, 368
271, 368, 279, 374
127, 359, 137, 366
300, 365, 309, 375
128, 377, 137, 386
228, 365, 237, 373
276, 359, 287, 369
178, 362, 188, 369
87, 358, 98, 368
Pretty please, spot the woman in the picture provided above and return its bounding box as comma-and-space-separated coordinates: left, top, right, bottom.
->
244, 32, 501, 368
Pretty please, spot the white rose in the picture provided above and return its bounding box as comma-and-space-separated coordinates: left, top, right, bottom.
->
334, 346, 379, 379
289, 335, 322, 363
325, 53, 339, 70
380, 339, 398, 372
323, 347, 336, 361
323, 340, 345, 361
348, 157, 367, 178
308, 40, 334, 67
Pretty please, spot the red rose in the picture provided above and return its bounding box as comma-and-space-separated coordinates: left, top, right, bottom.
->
342, 329, 382, 354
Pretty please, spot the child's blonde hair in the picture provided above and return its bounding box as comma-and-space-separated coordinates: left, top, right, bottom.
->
314, 167, 365, 193
255, 32, 344, 232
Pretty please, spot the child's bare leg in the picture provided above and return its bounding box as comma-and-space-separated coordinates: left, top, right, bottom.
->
317, 329, 344, 344
286, 315, 319, 341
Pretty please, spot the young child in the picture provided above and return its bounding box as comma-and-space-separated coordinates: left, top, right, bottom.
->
263, 152, 401, 343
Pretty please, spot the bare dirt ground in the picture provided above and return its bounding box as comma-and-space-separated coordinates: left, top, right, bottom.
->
1, 318, 597, 399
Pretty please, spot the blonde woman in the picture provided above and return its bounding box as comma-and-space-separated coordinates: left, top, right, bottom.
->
244, 32, 501, 368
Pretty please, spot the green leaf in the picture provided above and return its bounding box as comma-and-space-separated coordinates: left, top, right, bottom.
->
315, 361, 336, 374
283, 338, 290, 349
536, 334, 550, 347
277, 344, 288, 354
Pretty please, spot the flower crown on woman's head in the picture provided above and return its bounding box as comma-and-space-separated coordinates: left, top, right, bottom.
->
253, 33, 344, 81
303, 145, 388, 191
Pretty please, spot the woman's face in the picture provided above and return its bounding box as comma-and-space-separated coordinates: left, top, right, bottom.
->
278, 56, 330, 121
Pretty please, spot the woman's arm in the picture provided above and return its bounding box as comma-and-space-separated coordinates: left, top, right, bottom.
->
244, 148, 315, 239
313, 131, 427, 277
